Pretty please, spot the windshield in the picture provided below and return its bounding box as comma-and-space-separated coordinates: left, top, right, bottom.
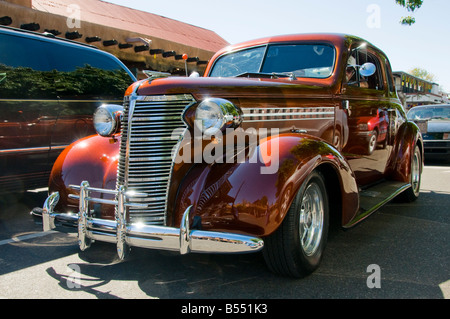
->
209, 44, 335, 79
407, 106, 450, 121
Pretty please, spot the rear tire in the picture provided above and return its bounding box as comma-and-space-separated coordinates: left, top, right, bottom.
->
263, 170, 329, 278
398, 144, 422, 202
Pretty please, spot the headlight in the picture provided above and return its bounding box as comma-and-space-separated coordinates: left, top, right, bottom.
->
93, 104, 123, 137
194, 98, 242, 136
357, 123, 369, 131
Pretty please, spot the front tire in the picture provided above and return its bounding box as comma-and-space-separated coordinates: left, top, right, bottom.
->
263, 170, 329, 278
367, 130, 378, 155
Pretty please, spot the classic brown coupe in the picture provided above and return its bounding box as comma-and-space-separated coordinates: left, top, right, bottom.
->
33, 34, 423, 277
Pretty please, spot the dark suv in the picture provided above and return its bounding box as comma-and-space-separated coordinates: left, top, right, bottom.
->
0, 26, 136, 193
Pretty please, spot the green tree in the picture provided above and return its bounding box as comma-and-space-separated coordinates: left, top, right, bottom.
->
396, 0, 424, 25
409, 67, 435, 82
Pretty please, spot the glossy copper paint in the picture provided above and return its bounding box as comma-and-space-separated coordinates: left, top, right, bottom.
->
172, 134, 358, 236
50, 33, 422, 237
49, 134, 120, 218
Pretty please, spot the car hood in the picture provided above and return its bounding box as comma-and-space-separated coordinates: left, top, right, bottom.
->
135, 76, 334, 100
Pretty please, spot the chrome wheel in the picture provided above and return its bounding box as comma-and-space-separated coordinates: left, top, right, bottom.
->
398, 144, 422, 203
368, 131, 377, 154
263, 170, 329, 277
299, 182, 324, 256
411, 146, 421, 197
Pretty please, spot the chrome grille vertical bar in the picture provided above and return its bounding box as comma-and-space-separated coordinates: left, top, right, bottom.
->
116, 185, 130, 260
78, 181, 91, 251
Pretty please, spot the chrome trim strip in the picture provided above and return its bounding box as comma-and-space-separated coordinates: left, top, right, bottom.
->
0, 147, 49, 154
242, 107, 335, 122
0, 99, 122, 103
242, 111, 335, 117
0, 145, 70, 154
243, 118, 334, 123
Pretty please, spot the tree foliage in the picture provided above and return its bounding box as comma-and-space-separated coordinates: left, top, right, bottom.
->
396, 0, 424, 25
0, 64, 133, 99
409, 67, 435, 82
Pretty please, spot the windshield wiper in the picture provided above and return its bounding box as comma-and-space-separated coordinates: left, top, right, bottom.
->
235, 72, 297, 80
271, 72, 297, 80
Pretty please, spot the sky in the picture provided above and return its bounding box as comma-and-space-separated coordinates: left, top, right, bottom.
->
103, 0, 450, 92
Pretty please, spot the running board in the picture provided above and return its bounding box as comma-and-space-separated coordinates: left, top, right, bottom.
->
344, 181, 410, 228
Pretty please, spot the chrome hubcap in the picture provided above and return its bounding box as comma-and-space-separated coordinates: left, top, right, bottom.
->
299, 183, 324, 256
369, 133, 377, 152
411, 149, 421, 196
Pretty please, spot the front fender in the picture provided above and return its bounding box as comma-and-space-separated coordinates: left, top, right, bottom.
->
174, 133, 359, 237
49, 134, 120, 218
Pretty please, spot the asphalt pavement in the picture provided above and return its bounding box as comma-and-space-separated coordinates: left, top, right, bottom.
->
0, 160, 448, 301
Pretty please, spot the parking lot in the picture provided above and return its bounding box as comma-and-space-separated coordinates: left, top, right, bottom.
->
0, 161, 449, 300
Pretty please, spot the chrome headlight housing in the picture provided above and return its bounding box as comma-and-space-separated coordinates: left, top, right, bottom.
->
93, 104, 123, 137
194, 98, 242, 136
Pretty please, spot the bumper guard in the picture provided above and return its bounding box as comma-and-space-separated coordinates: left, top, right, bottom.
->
35, 181, 264, 259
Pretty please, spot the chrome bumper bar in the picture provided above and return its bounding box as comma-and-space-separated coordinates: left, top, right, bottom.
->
35, 181, 264, 259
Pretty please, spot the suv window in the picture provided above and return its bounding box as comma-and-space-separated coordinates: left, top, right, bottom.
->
0, 33, 133, 99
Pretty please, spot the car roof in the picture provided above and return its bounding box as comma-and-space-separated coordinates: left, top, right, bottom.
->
409, 104, 450, 110
0, 25, 99, 49
210, 33, 385, 64
221, 33, 372, 51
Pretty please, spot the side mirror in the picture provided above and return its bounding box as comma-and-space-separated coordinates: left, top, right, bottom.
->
189, 71, 200, 78
359, 62, 376, 77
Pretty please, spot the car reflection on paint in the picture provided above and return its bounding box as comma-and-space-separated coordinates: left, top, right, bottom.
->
347, 107, 389, 155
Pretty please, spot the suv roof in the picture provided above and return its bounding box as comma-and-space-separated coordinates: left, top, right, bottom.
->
1, 25, 109, 54
0, 25, 136, 80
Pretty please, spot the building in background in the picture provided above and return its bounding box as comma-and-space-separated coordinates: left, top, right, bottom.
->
394, 71, 449, 109
0, 0, 229, 78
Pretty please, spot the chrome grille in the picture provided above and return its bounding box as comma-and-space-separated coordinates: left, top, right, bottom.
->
117, 94, 195, 225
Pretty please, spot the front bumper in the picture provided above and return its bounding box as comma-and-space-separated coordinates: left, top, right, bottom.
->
423, 140, 450, 159
32, 181, 264, 259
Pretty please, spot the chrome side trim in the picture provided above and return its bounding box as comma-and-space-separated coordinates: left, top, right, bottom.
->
38, 182, 264, 258
0, 145, 70, 154
242, 107, 335, 122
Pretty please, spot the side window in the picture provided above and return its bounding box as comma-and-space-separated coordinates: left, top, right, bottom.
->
0, 33, 134, 100
0, 33, 51, 70
0, 33, 55, 99
346, 46, 384, 91
45, 42, 134, 99
384, 60, 396, 93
